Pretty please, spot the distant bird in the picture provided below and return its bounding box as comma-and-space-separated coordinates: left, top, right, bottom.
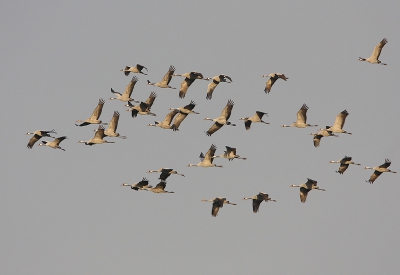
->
262, 73, 288, 93
213, 146, 247, 161
103, 111, 126, 139
145, 181, 174, 194
326, 110, 352, 135
148, 109, 179, 129
206, 74, 232, 100
169, 100, 199, 131
110, 76, 140, 102
76, 98, 107, 127
281, 104, 318, 128
310, 128, 338, 147
147, 168, 185, 181
121, 177, 152, 191
126, 92, 157, 118
364, 159, 397, 184
243, 192, 276, 213
78, 125, 115, 145
120, 64, 148, 76
290, 178, 325, 203
329, 156, 360, 174
147, 65, 177, 89
26, 129, 56, 149
188, 144, 223, 168
38, 136, 67, 151
201, 197, 236, 217
239, 111, 269, 130
173, 71, 210, 98
359, 38, 388, 65
204, 99, 236, 136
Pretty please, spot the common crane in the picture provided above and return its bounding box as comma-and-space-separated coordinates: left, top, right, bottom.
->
239, 111, 269, 130
120, 64, 148, 76
148, 110, 179, 129
147, 168, 185, 181
147, 65, 177, 89
173, 71, 210, 98
78, 125, 115, 145
243, 192, 276, 213
206, 74, 232, 100
365, 159, 397, 184
310, 128, 338, 147
201, 197, 236, 217
38, 136, 67, 151
326, 110, 352, 134
359, 38, 388, 65
290, 178, 325, 203
329, 156, 360, 174
110, 76, 139, 102
169, 100, 199, 131
204, 99, 235, 136
145, 181, 174, 194
121, 177, 152, 191
26, 129, 56, 149
213, 146, 247, 161
126, 92, 157, 118
188, 144, 223, 168
262, 73, 288, 93
281, 104, 318, 128
76, 98, 107, 127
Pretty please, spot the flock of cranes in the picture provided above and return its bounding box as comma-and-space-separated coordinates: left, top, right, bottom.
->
26, 38, 396, 216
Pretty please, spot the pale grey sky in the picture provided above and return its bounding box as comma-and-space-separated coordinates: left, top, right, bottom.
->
1, 1, 400, 274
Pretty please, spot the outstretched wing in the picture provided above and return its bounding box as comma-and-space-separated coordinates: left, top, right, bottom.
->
296, 104, 308, 124
123, 76, 138, 98
90, 98, 105, 120
372, 38, 388, 60
161, 65, 175, 85
171, 113, 188, 131
145, 92, 157, 109
108, 111, 120, 132
332, 110, 349, 130
179, 78, 196, 98
206, 122, 223, 136
220, 99, 234, 120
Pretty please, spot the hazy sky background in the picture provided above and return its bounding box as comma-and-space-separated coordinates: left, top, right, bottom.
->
2, 1, 400, 274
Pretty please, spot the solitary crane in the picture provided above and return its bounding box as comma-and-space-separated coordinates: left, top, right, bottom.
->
126, 92, 157, 118
147, 168, 185, 181
243, 192, 276, 213
26, 129, 56, 149
148, 109, 179, 129
173, 71, 210, 98
147, 65, 177, 89
206, 74, 232, 100
78, 125, 115, 145
290, 178, 325, 203
110, 76, 139, 102
38, 136, 67, 151
365, 159, 397, 184
145, 181, 174, 194
239, 111, 269, 130
281, 104, 318, 128
188, 144, 223, 168
103, 111, 126, 139
121, 177, 152, 190
76, 98, 107, 127
213, 146, 247, 161
201, 197, 236, 217
204, 99, 236, 136
359, 38, 388, 65
326, 110, 352, 135
169, 100, 199, 131
120, 64, 148, 76
310, 128, 338, 147
329, 156, 360, 174
262, 73, 288, 93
